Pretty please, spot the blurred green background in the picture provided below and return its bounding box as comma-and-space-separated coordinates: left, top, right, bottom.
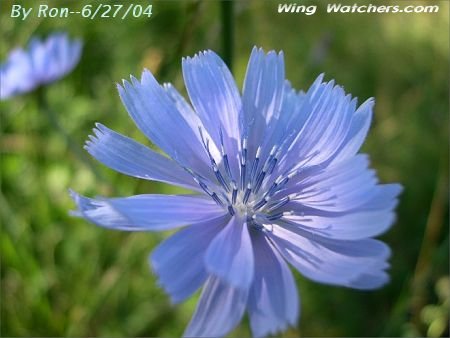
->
1, 0, 448, 336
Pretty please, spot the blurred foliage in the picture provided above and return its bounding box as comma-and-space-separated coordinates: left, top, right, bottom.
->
1, 0, 449, 337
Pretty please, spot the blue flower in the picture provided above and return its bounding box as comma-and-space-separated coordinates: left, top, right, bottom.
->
71, 47, 402, 337
0, 32, 82, 100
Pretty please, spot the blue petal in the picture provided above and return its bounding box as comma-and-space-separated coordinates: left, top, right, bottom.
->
247, 231, 299, 338
150, 215, 229, 303
29, 38, 49, 81
294, 82, 353, 165
284, 183, 401, 239
70, 191, 225, 231
273, 76, 359, 175
269, 223, 391, 289
117, 70, 212, 178
0, 49, 35, 99
184, 275, 248, 337
85, 123, 201, 192
241, 47, 285, 160
1, 33, 81, 100
182, 50, 242, 175
260, 81, 306, 158
349, 270, 390, 290
163, 83, 221, 171
32, 33, 82, 84
358, 183, 403, 211
287, 155, 379, 212
204, 216, 254, 290
330, 98, 374, 164
289, 208, 397, 240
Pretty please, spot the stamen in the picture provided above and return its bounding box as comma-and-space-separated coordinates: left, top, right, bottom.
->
213, 163, 230, 192
268, 150, 282, 175
227, 205, 235, 216
242, 137, 248, 158
253, 170, 266, 194
265, 175, 283, 197
266, 194, 295, 212
192, 176, 212, 195
240, 161, 246, 191
243, 183, 252, 204
211, 192, 224, 206
271, 170, 299, 195
223, 154, 232, 179
249, 146, 261, 183
240, 137, 248, 190
220, 128, 233, 180
231, 181, 238, 204
253, 195, 270, 211
267, 213, 282, 221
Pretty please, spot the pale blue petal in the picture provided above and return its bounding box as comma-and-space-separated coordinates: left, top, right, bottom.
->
283, 182, 401, 239
289, 208, 397, 240
269, 223, 391, 289
358, 183, 403, 211
292, 86, 353, 165
163, 83, 221, 176
117, 70, 212, 176
248, 231, 299, 338
274, 80, 344, 170
182, 50, 241, 142
31, 33, 82, 84
204, 216, 254, 290
1, 33, 81, 100
349, 270, 390, 289
70, 191, 225, 231
29, 38, 49, 81
0, 49, 34, 99
61, 36, 82, 78
241, 47, 285, 160
260, 81, 306, 158
184, 275, 248, 337
277, 155, 376, 212
85, 123, 201, 192
182, 50, 242, 176
150, 215, 229, 303
330, 98, 374, 164
279, 77, 373, 176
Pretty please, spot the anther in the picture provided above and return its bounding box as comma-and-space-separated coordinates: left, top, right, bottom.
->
253, 195, 270, 211
249, 146, 261, 182
193, 176, 213, 196
268, 150, 282, 175
240, 137, 248, 190
219, 128, 233, 180
253, 170, 266, 194
213, 163, 230, 192
211, 192, 224, 206
231, 181, 238, 204
243, 183, 252, 204
223, 153, 232, 179
266, 193, 296, 212
240, 162, 246, 190
267, 212, 284, 221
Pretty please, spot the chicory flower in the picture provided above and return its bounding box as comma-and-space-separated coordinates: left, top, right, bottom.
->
71, 47, 401, 337
0, 32, 82, 100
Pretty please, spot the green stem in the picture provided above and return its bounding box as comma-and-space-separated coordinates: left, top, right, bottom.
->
36, 88, 105, 183
221, 0, 234, 71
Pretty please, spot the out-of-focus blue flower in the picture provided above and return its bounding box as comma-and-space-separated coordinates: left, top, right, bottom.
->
71, 47, 402, 337
0, 33, 82, 100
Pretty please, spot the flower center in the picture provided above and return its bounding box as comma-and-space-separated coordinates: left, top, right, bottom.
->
187, 129, 299, 230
